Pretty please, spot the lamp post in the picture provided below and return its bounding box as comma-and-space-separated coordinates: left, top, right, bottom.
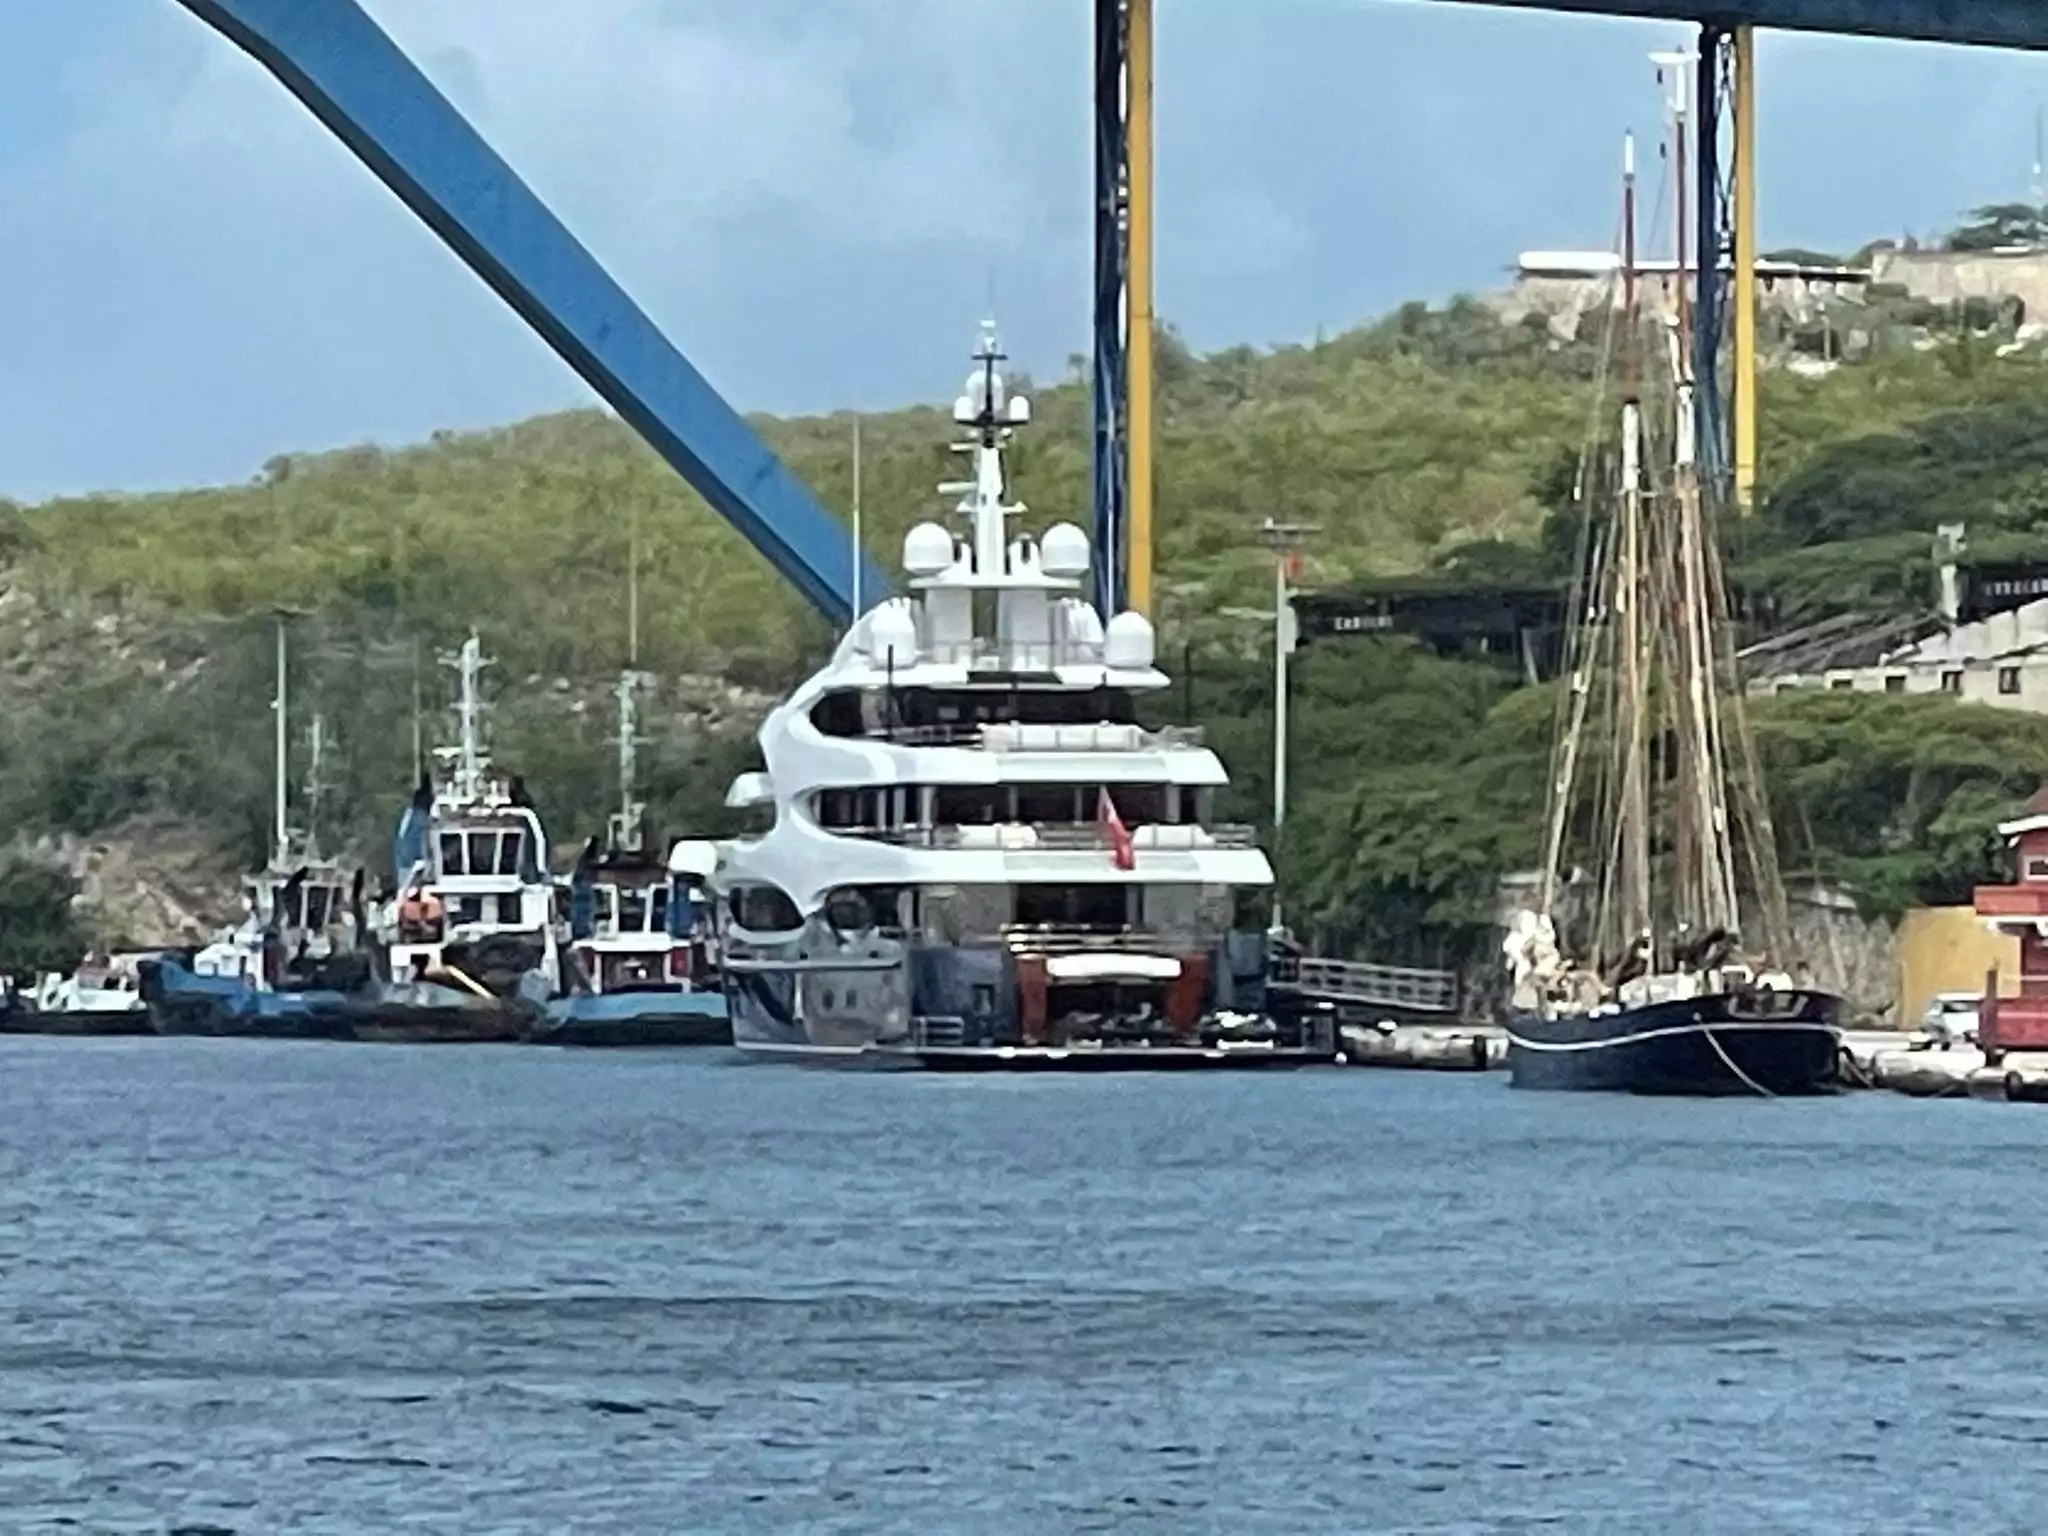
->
1227, 517, 1318, 937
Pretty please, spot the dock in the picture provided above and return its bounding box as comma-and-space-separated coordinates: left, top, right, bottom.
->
1840, 1030, 2048, 1101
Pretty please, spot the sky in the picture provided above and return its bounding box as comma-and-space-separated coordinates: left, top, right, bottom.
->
1, 0, 2046, 500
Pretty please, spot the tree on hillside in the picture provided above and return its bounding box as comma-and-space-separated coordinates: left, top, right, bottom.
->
0, 860, 88, 976
1948, 203, 2047, 252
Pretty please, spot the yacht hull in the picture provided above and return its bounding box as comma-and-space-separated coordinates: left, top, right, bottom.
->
1506, 988, 1844, 1095
726, 965, 1321, 1071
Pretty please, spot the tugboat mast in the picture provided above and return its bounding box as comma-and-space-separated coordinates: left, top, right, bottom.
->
447, 631, 490, 804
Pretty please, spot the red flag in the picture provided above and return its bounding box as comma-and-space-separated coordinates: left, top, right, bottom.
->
1100, 789, 1135, 871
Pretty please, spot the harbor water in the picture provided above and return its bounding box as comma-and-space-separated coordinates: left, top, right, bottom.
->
2, 1041, 2042, 1533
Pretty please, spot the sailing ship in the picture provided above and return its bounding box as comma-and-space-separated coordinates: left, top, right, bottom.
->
536, 670, 730, 1046
354, 631, 557, 1042
714, 324, 1305, 1070
1502, 80, 1843, 1094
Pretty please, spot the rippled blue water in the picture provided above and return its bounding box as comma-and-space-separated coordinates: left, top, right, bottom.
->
1, 1039, 2041, 1532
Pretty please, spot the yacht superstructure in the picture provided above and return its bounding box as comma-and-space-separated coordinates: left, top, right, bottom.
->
716, 327, 1309, 1068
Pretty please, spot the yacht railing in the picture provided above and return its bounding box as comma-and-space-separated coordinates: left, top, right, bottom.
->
870, 722, 1206, 751
833, 822, 1261, 852
995, 924, 1181, 955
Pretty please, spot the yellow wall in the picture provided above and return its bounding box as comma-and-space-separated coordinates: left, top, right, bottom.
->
1897, 905, 2018, 1028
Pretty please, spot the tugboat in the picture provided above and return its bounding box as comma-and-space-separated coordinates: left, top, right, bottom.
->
143, 861, 363, 1038
143, 623, 365, 1038
715, 324, 1305, 1069
353, 632, 556, 1043
1501, 98, 1841, 1094
535, 672, 728, 1047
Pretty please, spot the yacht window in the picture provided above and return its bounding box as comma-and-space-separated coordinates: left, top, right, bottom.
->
731, 884, 802, 932
497, 894, 521, 924
497, 832, 524, 876
651, 885, 671, 932
467, 832, 496, 875
619, 892, 649, 934
935, 786, 1005, 825
305, 888, 331, 930
809, 691, 864, 738
1016, 785, 1079, 824
280, 886, 304, 928
1013, 884, 1130, 929
1115, 785, 1167, 825
455, 896, 484, 926
439, 833, 466, 877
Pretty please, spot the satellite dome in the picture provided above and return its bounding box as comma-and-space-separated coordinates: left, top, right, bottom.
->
1040, 522, 1090, 578
868, 601, 919, 668
1104, 610, 1156, 670
903, 521, 954, 576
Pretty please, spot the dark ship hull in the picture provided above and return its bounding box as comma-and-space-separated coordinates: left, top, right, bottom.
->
1507, 987, 1844, 1095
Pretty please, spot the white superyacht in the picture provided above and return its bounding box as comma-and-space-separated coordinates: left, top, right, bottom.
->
715, 327, 1318, 1069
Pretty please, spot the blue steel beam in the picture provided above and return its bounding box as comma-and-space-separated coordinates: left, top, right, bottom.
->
174, 0, 890, 627
1451, 0, 2048, 50
1092, 0, 1130, 618
1693, 27, 1729, 494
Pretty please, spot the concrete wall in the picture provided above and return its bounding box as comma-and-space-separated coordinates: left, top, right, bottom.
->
1896, 904, 2018, 1027
1870, 249, 2048, 314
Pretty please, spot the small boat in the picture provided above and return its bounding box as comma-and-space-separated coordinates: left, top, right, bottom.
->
1501, 102, 1841, 1095
13, 956, 155, 1036
359, 631, 563, 1041
534, 673, 730, 1047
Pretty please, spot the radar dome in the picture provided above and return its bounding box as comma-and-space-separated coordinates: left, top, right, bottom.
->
1040, 523, 1090, 577
1104, 610, 1156, 670
868, 601, 919, 668
903, 522, 954, 576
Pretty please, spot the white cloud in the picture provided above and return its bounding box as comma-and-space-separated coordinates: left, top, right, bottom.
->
2, 1, 2047, 501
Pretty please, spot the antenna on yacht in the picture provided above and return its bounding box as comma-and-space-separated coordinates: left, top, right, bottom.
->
948, 319, 1031, 581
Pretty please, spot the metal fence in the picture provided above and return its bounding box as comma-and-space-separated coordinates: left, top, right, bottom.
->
1280, 955, 1460, 1014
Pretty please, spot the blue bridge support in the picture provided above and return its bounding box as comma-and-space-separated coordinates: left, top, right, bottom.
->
1693, 26, 1730, 497
1464, 1, 2048, 50
1091, 0, 1130, 618
174, 0, 890, 627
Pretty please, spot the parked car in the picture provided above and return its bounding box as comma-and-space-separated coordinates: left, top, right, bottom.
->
1918, 991, 1981, 1049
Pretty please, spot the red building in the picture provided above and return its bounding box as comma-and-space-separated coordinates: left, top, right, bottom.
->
1973, 787, 2048, 1062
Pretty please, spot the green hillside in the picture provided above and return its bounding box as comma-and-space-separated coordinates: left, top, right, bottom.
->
8, 297, 2048, 970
